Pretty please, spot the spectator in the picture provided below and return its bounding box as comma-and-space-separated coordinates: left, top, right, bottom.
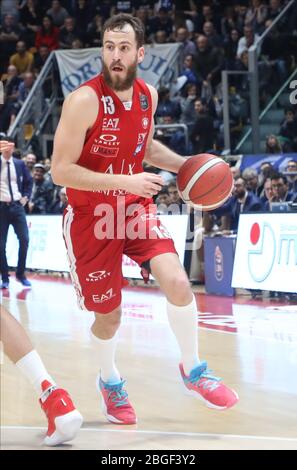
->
265, 134, 282, 154
237, 26, 260, 58
269, 172, 295, 204
242, 167, 259, 194
175, 27, 196, 70
168, 180, 183, 208
87, 14, 103, 47
0, 137, 33, 288
234, 3, 248, 34
213, 176, 263, 232
33, 44, 51, 74
0, 14, 22, 71
73, 0, 95, 37
156, 187, 171, 214
17, 72, 35, 107
35, 15, 59, 51
260, 177, 274, 205
156, 87, 181, 121
19, 0, 42, 47
221, 6, 237, 38
179, 54, 199, 86
9, 40, 34, 75
24, 152, 37, 175
153, 29, 168, 44
194, 35, 224, 89
28, 163, 54, 214
245, 0, 268, 34
279, 108, 297, 152
50, 187, 68, 214
59, 17, 81, 49
46, 0, 70, 28
285, 160, 297, 193
224, 28, 240, 70
0, 65, 22, 133
202, 21, 222, 49
191, 98, 215, 154
180, 83, 199, 131
148, 7, 173, 40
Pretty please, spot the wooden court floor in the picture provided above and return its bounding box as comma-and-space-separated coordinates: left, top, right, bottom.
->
1, 275, 297, 450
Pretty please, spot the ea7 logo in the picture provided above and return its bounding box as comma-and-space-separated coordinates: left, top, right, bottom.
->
102, 118, 120, 131
289, 80, 297, 105
92, 288, 116, 303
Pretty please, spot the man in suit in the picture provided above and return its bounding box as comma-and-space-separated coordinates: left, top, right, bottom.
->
0, 137, 33, 288
213, 176, 263, 232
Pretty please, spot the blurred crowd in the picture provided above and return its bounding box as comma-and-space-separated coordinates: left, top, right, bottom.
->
1, 0, 297, 153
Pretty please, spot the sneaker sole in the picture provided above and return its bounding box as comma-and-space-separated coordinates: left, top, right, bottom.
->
43, 410, 83, 446
184, 385, 239, 410
96, 376, 137, 425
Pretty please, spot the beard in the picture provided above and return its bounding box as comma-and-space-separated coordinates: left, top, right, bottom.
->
102, 58, 138, 92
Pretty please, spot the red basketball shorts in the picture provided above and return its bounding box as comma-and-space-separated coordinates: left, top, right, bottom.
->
62, 197, 177, 313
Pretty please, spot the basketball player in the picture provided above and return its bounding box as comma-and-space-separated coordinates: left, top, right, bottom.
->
0, 302, 83, 445
51, 14, 239, 425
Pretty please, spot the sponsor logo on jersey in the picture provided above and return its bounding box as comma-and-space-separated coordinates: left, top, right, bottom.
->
139, 93, 149, 110
142, 117, 149, 129
92, 288, 116, 304
86, 270, 111, 282
99, 134, 118, 144
91, 144, 119, 158
102, 118, 120, 131
137, 132, 147, 144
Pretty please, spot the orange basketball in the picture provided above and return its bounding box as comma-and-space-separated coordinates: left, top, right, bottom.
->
176, 154, 233, 211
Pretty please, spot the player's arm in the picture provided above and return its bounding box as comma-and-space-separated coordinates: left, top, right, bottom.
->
143, 85, 186, 174
51, 87, 163, 197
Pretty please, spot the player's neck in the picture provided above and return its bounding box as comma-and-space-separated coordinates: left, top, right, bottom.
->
113, 86, 134, 103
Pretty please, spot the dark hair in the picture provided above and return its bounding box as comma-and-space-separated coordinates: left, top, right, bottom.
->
158, 187, 169, 196
0, 134, 15, 143
102, 13, 145, 48
271, 172, 288, 185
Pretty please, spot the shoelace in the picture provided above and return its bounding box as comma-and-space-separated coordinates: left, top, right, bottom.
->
188, 361, 221, 391
103, 381, 129, 407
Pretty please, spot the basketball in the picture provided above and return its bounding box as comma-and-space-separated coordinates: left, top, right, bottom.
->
176, 153, 233, 211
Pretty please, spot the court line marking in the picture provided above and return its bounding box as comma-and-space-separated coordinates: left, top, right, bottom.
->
2, 426, 297, 443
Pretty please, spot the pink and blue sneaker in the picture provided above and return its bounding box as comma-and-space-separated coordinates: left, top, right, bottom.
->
97, 376, 137, 424
180, 361, 239, 410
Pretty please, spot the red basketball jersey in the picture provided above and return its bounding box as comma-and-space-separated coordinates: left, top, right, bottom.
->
66, 73, 152, 208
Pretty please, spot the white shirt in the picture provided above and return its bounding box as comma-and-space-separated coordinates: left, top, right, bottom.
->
0, 155, 22, 202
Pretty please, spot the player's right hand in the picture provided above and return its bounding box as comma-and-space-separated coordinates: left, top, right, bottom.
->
125, 172, 164, 198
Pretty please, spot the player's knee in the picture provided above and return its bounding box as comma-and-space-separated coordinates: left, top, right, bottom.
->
92, 306, 122, 337
167, 273, 192, 304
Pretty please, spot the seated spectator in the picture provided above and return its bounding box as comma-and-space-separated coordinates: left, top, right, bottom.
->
237, 25, 260, 59
59, 17, 82, 49
153, 29, 168, 44
28, 163, 54, 214
86, 14, 103, 47
19, 0, 42, 47
179, 83, 199, 131
168, 180, 183, 208
156, 87, 181, 121
175, 27, 196, 70
0, 65, 22, 133
265, 172, 295, 210
265, 134, 282, 154
260, 177, 274, 206
24, 152, 37, 175
286, 160, 297, 193
179, 54, 199, 86
50, 187, 68, 214
156, 187, 171, 214
245, 0, 268, 34
33, 44, 51, 74
17, 72, 35, 107
35, 16, 59, 51
242, 167, 259, 195
212, 176, 263, 232
72, 38, 84, 49
224, 28, 240, 70
148, 7, 173, 40
47, 0, 70, 28
279, 108, 297, 152
0, 14, 22, 72
202, 21, 222, 49
221, 6, 237, 39
155, 115, 187, 155
194, 35, 224, 89
258, 161, 274, 196
9, 40, 33, 75
190, 98, 215, 154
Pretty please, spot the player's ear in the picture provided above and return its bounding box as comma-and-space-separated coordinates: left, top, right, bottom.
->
137, 46, 145, 64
